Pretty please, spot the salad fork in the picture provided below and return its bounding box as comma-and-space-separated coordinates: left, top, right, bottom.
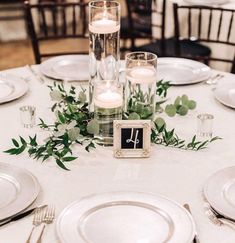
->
25, 207, 45, 243
36, 205, 55, 243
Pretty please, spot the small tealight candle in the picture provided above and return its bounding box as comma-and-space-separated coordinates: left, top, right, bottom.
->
89, 18, 120, 34
127, 66, 157, 84
94, 89, 123, 109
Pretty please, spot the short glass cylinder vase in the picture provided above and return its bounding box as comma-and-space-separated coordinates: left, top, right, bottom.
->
89, 1, 121, 109
94, 80, 123, 146
125, 52, 157, 120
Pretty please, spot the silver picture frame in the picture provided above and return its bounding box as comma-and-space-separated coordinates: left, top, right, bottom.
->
113, 120, 151, 158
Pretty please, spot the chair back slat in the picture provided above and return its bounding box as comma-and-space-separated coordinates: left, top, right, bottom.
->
72, 5, 76, 35
207, 9, 213, 40
62, 7, 67, 35
198, 8, 202, 39
39, 5, 48, 37
80, 4, 87, 36
227, 12, 234, 42
52, 5, 57, 35
24, 1, 89, 64
217, 10, 223, 41
188, 8, 192, 38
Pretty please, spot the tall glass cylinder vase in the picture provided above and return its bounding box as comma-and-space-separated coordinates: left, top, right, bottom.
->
89, 1, 121, 110
94, 80, 123, 146
125, 52, 157, 120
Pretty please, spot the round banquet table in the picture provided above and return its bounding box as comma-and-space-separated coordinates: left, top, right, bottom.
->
0, 64, 235, 243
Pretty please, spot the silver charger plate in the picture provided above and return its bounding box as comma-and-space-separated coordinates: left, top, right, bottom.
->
204, 166, 235, 220
0, 163, 40, 221
158, 57, 211, 85
57, 191, 195, 243
214, 81, 235, 109
40, 55, 89, 81
0, 73, 28, 104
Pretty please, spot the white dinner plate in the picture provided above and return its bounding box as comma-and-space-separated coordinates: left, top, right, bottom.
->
157, 57, 211, 85
214, 81, 235, 109
40, 55, 89, 81
0, 74, 28, 104
0, 163, 40, 221
204, 167, 235, 220
57, 191, 195, 243
184, 0, 229, 5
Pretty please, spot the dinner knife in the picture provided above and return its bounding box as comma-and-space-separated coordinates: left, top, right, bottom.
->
26, 65, 45, 83
183, 204, 200, 243
0, 205, 47, 227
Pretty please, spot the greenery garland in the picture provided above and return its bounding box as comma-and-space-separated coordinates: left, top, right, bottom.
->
4, 81, 220, 170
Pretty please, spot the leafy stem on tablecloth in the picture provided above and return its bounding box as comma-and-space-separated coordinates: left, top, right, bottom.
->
4, 81, 221, 170
152, 117, 221, 150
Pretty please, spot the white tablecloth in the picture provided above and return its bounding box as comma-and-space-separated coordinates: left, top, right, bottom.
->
0, 65, 235, 243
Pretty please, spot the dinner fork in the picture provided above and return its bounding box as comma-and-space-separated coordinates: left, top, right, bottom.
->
204, 202, 235, 230
205, 73, 224, 85
35, 205, 55, 243
25, 207, 45, 243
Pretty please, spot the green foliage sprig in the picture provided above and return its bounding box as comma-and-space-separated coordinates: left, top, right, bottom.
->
165, 94, 197, 117
156, 79, 171, 98
5, 83, 99, 170
152, 117, 221, 150
4, 81, 220, 170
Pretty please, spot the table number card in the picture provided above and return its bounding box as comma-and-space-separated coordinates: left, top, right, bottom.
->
113, 120, 151, 158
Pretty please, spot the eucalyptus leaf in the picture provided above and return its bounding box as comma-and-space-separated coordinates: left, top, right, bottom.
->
187, 100, 197, 110
87, 119, 99, 135
128, 112, 141, 120
68, 127, 80, 141
165, 104, 176, 117
79, 91, 87, 103
155, 117, 165, 128
177, 105, 188, 116
181, 95, 189, 105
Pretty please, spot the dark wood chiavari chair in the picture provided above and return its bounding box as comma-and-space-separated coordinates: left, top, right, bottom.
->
126, 0, 211, 59
173, 3, 235, 73
121, 0, 153, 52
24, 1, 88, 64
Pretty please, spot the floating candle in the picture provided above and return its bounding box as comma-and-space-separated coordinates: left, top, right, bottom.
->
94, 89, 123, 109
126, 66, 157, 84
89, 19, 120, 34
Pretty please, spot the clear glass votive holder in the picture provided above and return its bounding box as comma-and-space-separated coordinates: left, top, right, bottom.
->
94, 80, 123, 146
20, 106, 36, 128
197, 113, 214, 138
125, 52, 157, 120
89, 0, 121, 110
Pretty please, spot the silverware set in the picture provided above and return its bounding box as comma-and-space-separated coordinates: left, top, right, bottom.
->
184, 200, 235, 243
204, 201, 235, 230
25, 205, 55, 243
205, 73, 224, 85
0, 204, 55, 242
0, 205, 47, 227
